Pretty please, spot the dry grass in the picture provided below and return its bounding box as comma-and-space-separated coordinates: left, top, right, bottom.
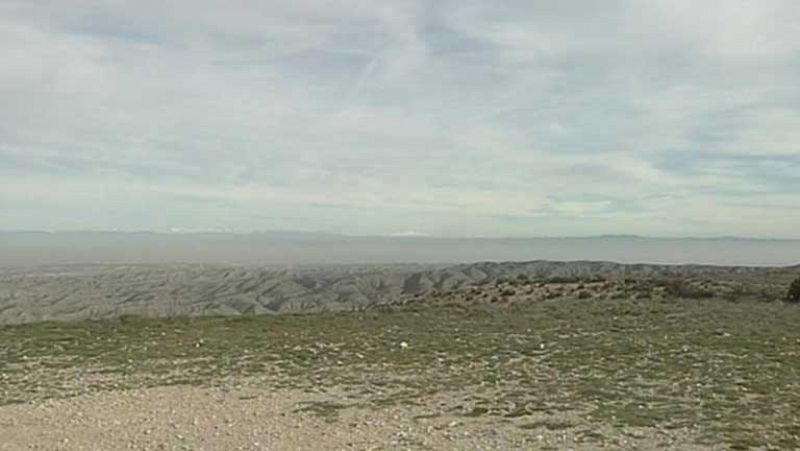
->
2, 285, 800, 449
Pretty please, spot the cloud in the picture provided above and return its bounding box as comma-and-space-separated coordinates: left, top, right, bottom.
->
0, 0, 798, 237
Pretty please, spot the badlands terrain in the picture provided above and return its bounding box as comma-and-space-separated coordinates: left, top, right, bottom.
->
0, 260, 797, 325
1, 261, 799, 449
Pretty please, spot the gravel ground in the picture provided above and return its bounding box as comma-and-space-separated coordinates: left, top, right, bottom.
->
0, 384, 711, 451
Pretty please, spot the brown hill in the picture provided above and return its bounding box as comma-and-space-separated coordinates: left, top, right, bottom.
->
0, 261, 796, 324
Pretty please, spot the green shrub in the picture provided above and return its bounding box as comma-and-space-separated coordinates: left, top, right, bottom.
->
662, 279, 714, 299
786, 277, 800, 303
545, 276, 580, 284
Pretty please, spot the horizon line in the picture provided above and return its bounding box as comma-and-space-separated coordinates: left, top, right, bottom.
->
2, 229, 800, 241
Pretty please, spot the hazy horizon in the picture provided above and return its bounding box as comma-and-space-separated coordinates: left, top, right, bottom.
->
0, 229, 800, 241
2, 231, 799, 268
4, 229, 800, 241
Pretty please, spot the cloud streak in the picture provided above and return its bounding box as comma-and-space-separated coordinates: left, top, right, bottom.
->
1, 0, 798, 237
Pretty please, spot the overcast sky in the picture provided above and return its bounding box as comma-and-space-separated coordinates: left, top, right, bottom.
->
1, 0, 798, 237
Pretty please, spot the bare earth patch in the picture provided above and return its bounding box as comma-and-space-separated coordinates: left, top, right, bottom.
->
0, 383, 712, 451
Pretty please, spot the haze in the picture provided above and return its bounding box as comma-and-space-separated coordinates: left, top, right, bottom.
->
1, 232, 798, 267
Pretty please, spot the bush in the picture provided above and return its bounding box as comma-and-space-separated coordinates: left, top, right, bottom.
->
545, 276, 581, 284
500, 288, 516, 297
786, 277, 800, 303
662, 279, 714, 299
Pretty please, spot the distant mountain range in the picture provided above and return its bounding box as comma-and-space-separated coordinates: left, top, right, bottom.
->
1, 231, 799, 267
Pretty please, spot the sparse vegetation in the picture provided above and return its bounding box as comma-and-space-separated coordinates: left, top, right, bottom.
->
2, 286, 799, 449
499, 288, 516, 297
786, 276, 800, 303
661, 279, 715, 299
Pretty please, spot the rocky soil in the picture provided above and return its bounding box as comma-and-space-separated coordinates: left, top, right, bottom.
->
1, 383, 713, 451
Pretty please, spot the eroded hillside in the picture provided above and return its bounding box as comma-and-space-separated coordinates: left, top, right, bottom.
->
0, 261, 796, 324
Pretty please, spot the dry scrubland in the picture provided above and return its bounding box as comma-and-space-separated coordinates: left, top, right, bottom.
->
0, 260, 796, 325
2, 275, 800, 450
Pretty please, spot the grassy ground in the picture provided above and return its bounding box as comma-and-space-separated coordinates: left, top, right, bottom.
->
1, 292, 799, 449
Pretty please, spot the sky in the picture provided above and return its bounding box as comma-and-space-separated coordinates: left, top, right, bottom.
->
1, 0, 799, 238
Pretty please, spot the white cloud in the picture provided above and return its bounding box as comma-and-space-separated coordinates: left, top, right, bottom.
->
0, 0, 798, 237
